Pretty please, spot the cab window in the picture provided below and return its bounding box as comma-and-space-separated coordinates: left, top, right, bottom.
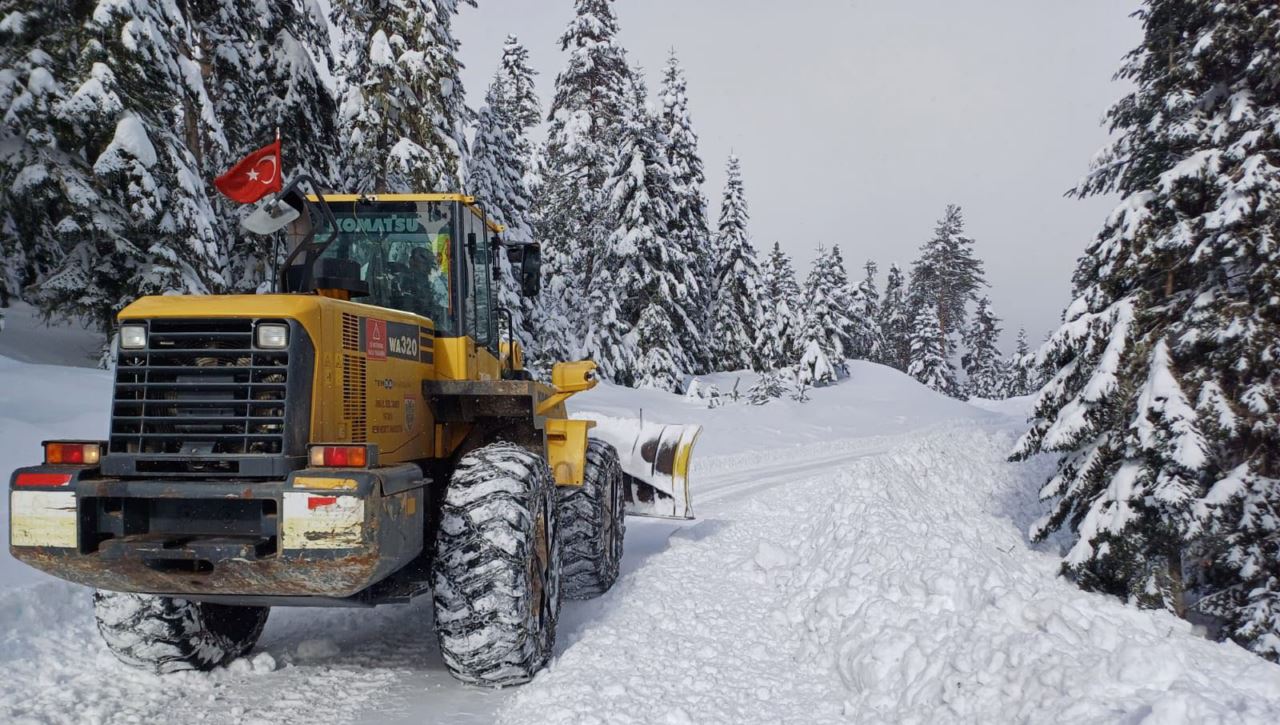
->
462, 207, 496, 348
315, 201, 458, 336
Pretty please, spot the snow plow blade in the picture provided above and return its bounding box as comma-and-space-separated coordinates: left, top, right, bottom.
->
583, 416, 701, 520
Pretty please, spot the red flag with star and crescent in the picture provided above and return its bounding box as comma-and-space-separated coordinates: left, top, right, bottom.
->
214, 139, 282, 204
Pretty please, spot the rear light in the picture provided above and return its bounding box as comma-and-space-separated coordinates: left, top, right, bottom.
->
15, 472, 73, 487
44, 442, 103, 466
308, 445, 376, 468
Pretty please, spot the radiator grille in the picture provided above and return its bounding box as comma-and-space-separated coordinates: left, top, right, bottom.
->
110, 320, 290, 458
343, 353, 367, 443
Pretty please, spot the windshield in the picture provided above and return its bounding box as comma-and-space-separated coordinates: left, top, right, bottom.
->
315, 201, 457, 336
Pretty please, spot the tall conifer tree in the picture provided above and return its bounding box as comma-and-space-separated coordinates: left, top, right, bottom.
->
659, 51, 712, 371
851, 259, 884, 362
335, 0, 471, 193
7, 1, 225, 337
467, 74, 533, 352
757, 242, 804, 370
962, 297, 1004, 399
710, 154, 764, 371
583, 69, 692, 391
877, 262, 911, 371
799, 244, 859, 374
1013, 0, 1280, 659
907, 204, 987, 348
907, 304, 957, 396
537, 0, 630, 339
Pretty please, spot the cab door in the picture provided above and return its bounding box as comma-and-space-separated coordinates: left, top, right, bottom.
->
458, 205, 500, 379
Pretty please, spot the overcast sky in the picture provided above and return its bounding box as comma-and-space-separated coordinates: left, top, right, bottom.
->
454, 0, 1143, 346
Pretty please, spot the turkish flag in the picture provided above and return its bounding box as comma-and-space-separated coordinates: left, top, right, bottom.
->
214, 140, 283, 204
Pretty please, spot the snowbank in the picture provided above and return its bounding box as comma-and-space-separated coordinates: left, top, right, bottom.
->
0, 301, 103, 368
567, 361, 1002, 458
499, 425, 1280, 724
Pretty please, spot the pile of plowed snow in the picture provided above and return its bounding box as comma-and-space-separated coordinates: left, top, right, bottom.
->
500, 369, 1280, 724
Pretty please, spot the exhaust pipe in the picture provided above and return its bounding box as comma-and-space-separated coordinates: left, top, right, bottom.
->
579, 414, 702, 520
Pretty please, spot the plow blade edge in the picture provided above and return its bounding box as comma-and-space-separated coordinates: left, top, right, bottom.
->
582, 415, 701, 520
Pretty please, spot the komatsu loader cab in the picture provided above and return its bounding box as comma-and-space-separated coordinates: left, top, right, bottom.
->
8, 191, 699, 685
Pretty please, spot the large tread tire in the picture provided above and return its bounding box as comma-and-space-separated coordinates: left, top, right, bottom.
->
432, 441, 561, 686
559, 439, 626, 600
93, 590, 269, 673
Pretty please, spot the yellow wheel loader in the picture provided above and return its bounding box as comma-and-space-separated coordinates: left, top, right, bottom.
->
8, 186, 699, 685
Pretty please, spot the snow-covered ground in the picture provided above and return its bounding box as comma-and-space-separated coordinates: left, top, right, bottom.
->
2, 356, 1279, 723
0, 302, 103, 369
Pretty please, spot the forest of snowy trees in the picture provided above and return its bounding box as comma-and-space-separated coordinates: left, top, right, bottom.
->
0, 0, 1036, 400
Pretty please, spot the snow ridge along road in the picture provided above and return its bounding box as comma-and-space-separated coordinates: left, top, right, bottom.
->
498, 424, 1280, 725
2, 359, 1279, 723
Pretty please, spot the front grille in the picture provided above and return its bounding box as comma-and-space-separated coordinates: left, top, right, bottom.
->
110, 319, 290, 459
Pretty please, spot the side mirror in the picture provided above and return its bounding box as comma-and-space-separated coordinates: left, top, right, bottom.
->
519, 244, 542, 297
241, 198, 301, 235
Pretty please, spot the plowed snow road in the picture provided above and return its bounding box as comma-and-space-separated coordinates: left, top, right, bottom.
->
0, 424, 937, 725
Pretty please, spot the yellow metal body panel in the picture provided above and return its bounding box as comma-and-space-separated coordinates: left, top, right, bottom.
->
118, 294, 586, 477
292, 476, 359, 490
546, 418, 595, 486
120, 294, 437, 465
433, 336, 502, 382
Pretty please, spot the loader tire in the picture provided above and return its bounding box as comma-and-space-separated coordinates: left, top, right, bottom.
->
558, 439, 626, 600
432, 442, 561, 686
93, 590, 269, 673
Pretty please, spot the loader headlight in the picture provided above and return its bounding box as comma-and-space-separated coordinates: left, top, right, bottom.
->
256, 323, 289, 349
120, 324, 147, 350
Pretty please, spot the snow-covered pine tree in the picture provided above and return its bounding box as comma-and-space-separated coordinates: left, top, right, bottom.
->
824, 244, 867, 360
798, 244, 858, 372
796, 338, 836, 387
493, 35, 539, 165
335, 0, 471, 193
0, 1, 83, 307
659, 50, 713, 372
746, 370, 786, 405
709, 154, 765, 372
1012, 0, 1280, 660
852, 259, 884, 363
536, 0, 631, 336
877, 262, 911, 370
11, 1, 225, 336
582, 68, 693, 391
961, 297, 1004, 399
189, 0, 339, 291
756, 242, 804, 370
908, 204, 987, 346
907, 303, 957, 396
466, 72, 534, 353
526, 142, 577, 368
1003, 327, 1040, 397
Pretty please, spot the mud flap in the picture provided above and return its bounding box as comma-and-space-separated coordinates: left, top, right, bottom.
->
582, 416, 701, 520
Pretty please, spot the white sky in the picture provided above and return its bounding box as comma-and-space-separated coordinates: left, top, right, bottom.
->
454, 0, 1143, 347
